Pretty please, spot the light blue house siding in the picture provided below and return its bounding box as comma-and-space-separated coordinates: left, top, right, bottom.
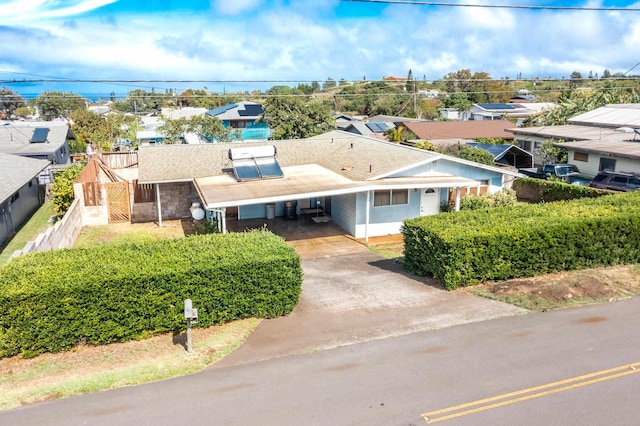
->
354, 190, 421, 237
224, 120, 271, 141
330, 193, 357, 236
434, 160, 504, 188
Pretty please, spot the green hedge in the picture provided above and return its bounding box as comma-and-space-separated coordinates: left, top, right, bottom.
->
0, 231, 302, 358
403, 192, 640, 290
513, 177, 608, 203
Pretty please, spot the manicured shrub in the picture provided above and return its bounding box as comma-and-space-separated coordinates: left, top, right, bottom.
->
403, 192, 640, 290
513, 177, 607, 203
0, 230, 302, 358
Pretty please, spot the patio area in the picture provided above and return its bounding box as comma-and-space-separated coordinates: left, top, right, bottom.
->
224, 214, 402, 260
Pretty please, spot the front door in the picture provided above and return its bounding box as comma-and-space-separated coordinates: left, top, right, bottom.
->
419, 188, 440, 216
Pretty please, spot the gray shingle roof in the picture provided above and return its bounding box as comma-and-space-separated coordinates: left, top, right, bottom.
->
0, 122, 73, 155
0, 153, 49, 202
138, 131, 442, 183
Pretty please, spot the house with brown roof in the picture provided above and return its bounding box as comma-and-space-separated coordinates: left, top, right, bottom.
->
403, 119, 516, 143
134, 130, 522, 241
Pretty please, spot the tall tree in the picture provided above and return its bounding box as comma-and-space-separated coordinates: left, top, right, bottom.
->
323, 78, 337, 90
158, 114, 232, 143
263, 96, 334, 139
0, 87, 26, 116
35, 91, 85, 120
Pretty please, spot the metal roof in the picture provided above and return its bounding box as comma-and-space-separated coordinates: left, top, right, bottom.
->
508, 124, 634, 142
0, 153, 49, 202
569, 104, 640, 128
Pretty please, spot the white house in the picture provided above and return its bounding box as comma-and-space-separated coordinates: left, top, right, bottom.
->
509, 104, 640, 175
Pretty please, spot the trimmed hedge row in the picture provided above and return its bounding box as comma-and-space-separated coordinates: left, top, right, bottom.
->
0, 231, 302, 358
402, 192, 640, 290
513, 177, 608, 203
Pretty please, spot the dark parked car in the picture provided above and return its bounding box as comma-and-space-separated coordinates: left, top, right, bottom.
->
589, 171, 640, 192
519, 163, 591, 185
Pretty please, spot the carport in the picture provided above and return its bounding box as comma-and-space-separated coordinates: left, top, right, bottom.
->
193, 164, 479, 244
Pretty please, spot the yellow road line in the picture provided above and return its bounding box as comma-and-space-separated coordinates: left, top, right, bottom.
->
422, 362, 640, 424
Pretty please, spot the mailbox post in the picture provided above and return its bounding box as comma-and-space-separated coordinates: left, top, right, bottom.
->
184, 299, 198, 353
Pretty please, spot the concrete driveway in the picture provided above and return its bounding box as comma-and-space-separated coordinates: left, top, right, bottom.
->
215, 250, 527, 368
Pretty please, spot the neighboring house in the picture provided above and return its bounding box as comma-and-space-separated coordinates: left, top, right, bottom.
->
470, 103, 555, 122
342, 115, 426, 138
0, 153, 49, 246
509, 104, 640, 175
0, 121, 74, 183
206, 101, 270, 141
136, 130, 522, 242
343, 121, 396, 139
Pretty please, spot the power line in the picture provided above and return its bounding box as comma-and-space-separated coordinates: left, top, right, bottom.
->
341, 0, 640, 12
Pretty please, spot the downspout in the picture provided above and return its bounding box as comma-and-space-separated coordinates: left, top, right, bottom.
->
155, 183, 163, 226
365, 190, 370, 245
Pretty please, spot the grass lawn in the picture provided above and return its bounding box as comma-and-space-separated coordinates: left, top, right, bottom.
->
0, 202, 56, 264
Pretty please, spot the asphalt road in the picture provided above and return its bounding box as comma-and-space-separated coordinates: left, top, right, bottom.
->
4, 297, 640, 425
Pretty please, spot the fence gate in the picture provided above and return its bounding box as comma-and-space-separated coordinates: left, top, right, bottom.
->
105, 182, 131, 223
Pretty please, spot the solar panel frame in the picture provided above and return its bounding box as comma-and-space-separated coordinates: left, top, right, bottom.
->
30, 127, 49, 143
255, 156, 284, 178
238, 104, 264, 117
207, 104, 237, 116
233, 158, 261, 181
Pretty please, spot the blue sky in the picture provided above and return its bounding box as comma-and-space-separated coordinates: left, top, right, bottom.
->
2, 0, 640, 99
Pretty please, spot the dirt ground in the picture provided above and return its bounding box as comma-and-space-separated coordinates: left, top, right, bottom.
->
468, 265, 640, 310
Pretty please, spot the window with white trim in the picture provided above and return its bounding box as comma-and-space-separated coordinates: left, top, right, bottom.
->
373, 190, 408, 206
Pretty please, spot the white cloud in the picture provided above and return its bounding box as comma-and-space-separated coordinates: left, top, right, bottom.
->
4, 1, 640, 94
1, 0, 117, 23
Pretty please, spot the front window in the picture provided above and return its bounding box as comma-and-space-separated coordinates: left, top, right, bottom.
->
373, 190, 408, 206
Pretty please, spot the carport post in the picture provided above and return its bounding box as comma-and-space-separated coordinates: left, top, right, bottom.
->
155, 183, 163, 226
455, 186, 461, 211
365, 190, 370, 245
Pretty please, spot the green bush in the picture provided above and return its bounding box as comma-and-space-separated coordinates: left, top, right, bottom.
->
402, 192, 640, 290
0, 231, 302, 358
50, 163, 85, 215
513, 177, 607, 203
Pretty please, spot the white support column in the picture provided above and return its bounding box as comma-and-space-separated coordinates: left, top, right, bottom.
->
221, 207, 227, 234
155, 183, 163, 226
365, 190, 371, 245
455, 186, 461, 211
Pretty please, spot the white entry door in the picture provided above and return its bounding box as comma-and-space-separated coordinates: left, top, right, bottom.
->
419, 188, 440, 216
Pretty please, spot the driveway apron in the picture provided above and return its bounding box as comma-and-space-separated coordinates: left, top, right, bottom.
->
214, 249, 526, 368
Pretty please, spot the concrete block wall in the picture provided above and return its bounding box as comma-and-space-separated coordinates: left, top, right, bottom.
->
73, 182, 109, 226
11, 198, 84, 259
131, 182, 200, 223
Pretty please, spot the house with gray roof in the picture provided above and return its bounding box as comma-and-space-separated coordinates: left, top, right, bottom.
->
206, 101, 270, 141
0, 153, 49, 246
508, 104, 640, 176
136, 130, 522, 241
0, 121, 73, 165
